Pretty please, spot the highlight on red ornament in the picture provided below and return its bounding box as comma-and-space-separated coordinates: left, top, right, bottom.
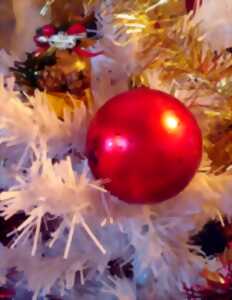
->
86, 88, 202, 205
34, 22, 103, 57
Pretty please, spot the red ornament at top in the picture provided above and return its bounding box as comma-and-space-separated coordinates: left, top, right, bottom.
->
86, 88, 202, 205
67, 23, 86, 35
41, 24, 56, 37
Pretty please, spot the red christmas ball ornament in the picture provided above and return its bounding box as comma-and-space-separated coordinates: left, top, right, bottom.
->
86, 88, 202, 204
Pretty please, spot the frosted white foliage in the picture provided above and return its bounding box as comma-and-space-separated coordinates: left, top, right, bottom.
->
0, 1, 232, 300
0, 77, 36, 165
0, 77, 88, 166
0, 156, 106, 258
91, 54, 129, 108
27, 91, 89, 158
0, 243, 89, 299
102, 278, 136, 300
108, 172, 232, 299
193, 0, 232, 51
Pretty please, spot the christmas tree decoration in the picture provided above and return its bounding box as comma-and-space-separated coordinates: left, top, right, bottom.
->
2, 0, 232, 299
12, 50, 92, 117
12, 36, 99, 116
11, 15, 101, 117
34, 21, 102, 56
86, 88, 202, 204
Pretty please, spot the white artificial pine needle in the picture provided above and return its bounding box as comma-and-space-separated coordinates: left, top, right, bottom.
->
64, 214, 77, 259
11, 222, 35, 249
101, 218, 107, 227
89, 183, 106, 192
16, 215, 37, 233
80, 269, 85, 285
117, 222, 124, 233
216, 209, 225, 227
21, 228, 34, 245
48, 223, 64, 248
32, 214, 42, 256
16, 144, 30, 170
80, 217, 106, 255
101, 193, 114, 225
67, 157, 76, 185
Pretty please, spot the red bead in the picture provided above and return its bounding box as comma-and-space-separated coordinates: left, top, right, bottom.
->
41, 24, 56, 37
86, 88, 202, 205
67, 23, 86, 35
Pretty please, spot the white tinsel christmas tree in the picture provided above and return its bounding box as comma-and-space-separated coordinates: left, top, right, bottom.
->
1, 0, 232, 299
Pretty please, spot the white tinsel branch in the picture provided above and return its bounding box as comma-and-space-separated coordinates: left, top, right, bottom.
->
0, 156, 107, 258
193, 0, 232, 50
0, 77, 88, 167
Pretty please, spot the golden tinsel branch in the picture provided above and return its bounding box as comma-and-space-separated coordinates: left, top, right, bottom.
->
98, 0, 186, 46
136, 15, 232, 96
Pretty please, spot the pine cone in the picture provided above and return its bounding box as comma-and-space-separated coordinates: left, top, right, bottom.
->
38, 65, 67, 92
66, 70, 90, 96
11, 52, 57, 93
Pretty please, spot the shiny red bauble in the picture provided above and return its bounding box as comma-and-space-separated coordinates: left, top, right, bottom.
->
86, 88, 202, 205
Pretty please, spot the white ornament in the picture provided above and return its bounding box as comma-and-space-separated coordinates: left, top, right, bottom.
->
37, 32, 87, 49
